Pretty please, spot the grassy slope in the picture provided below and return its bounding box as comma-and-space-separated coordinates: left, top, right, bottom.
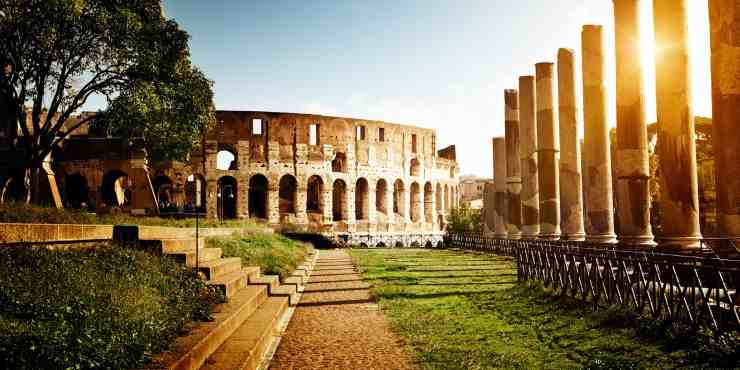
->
208, 233, 312, 279
350, 248, 697, 370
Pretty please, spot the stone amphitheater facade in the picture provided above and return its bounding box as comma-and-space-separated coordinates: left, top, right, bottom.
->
27, 111, 461, 247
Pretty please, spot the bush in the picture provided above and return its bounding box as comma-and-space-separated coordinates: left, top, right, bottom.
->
446, 204, 482, 233
209, 233, 312, 279
0, 245, 222, 369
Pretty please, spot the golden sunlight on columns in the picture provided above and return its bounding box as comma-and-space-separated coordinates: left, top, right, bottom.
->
535, 62, 561, 240
557, 48, 586, 241
613, 0, 655, 247
505, 89, 522, 239
581, 25, 617, 245
493, 137, 508, 238
653, 0, 702, 251
709, 0, 740, 240
519, 76, 540, 240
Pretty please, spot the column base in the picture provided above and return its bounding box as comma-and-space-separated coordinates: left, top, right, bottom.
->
506, 232, 522, 240
562, 232, 586, 241
538, 233, 561, 241
586, 234, 618, 245
493, 233, 508, 239
657, 236, 703, 253
617, 235, 657, 248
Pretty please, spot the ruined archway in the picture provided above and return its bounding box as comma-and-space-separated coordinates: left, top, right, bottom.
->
248, 174, 268, 219
332, 152, 347, 173
217, 176, 237, 219
216, 147, 237, 170
152, 175, 174, 210
355, 177, 369, 220
64, 173, 89, 209
306, 175, 324, 215
410, 182, 421, 222
279, 174, 298, 215
376, 179, 388, 215
393, 179, 406, 218
410, 158, 421, 177
424, 182, 433, 223
333, 179, 347, 221
101, 170, 130, 207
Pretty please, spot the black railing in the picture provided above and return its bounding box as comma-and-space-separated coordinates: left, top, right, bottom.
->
445, 232, 740, 331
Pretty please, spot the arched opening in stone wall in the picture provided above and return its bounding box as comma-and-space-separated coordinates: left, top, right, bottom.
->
424, 182, 433, 223
332, 179, 347, 221
306, 175, 323, 215
376, 179, 388, 215
410, 182, 421, 222
185, 174, 206, 213
410, 158, 421, 177
101, 170, 130, 207
249, 174, 268, 219
152, 175, 175, 211
217, 176, 238, 219
0, 176, 27, 203
279, 174, 298, 215
64, 173, 89, 209
393, 179, 406, 218
332, 152, 347, 173
216, 148, 237, 171
435, 183, 442, 213
355, 177, 369, 220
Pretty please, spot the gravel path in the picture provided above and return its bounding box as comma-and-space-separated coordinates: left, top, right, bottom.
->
268, 249, 418, 370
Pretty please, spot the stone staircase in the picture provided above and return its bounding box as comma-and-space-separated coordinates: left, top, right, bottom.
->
114, 227, 315, 370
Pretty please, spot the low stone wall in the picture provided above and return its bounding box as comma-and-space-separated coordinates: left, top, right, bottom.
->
339, 232, 445, 248
0, 223, 114, 244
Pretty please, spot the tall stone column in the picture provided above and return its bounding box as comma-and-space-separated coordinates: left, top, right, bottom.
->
505, 89, 523, 239
613, 0, 655, 247
493, 137, 508, 238
710, 0, 740, 240
535, 62, 561, 240
653, 0, 701, 250
268, 185, 280, 225
557, 48, 586, 241
519, 76, 540, 239
581, 25, 617, 245
296, 185, 308, 224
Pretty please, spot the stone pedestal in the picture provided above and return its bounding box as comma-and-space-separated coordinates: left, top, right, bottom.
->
653, 0, 702, 250
505, 89, 523, 239
519, 76, 540, 239
710, 0, 740, 240
582, 25, 617, 245
493, 137, 508, 238
535, 62, 561, 240
557, 48, 586, 241
613, 0, 655, 247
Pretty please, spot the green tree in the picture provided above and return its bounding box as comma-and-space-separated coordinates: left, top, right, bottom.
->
0, 0, 214, 203
446, 205, 482, 233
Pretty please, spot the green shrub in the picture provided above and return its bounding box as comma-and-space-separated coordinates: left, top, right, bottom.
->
0, 245, 222, 369
209, 233, 312, 279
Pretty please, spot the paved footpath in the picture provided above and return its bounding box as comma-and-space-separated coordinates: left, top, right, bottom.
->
269, 249, 418, 370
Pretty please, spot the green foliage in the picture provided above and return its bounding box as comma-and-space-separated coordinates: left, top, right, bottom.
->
208, 233, 312, 279
0, 244, 222, 369
0, 202, 262, 229
348, 248, 734, 369
0, 0, 214, 178
446, 204, 482, 233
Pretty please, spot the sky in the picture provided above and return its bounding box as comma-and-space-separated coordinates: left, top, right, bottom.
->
157, 0, 712, 178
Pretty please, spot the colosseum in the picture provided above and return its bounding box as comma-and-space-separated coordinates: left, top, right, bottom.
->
2, 111, 461, 247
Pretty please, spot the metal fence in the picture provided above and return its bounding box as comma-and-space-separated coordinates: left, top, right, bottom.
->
445, 233, 740, 331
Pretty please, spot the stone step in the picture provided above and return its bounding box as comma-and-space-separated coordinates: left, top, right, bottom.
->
146, 285, 269, 370
249, 275, 280, 294
201, 297, 289, 370
167, 248, 223, 268
282, 276, 302, 289
197, 258, 243, 281
271, 284, 299, 306
156, 238, 206, 253
208, 267, 261, 299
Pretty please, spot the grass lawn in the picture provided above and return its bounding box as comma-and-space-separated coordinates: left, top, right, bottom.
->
349, 248, 728, 370
208, 233, 312, 279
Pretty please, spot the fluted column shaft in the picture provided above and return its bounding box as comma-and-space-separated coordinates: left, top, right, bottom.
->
535, 62, 561, 240
557, 48, 586, 241
653, 0, 701, 250
710, 0, 740, 239
582, 25, 617, 245
493, 137, 508, 238
505, 89, 523, 239
519, 76, 540, 239
613, 0, 655, 247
